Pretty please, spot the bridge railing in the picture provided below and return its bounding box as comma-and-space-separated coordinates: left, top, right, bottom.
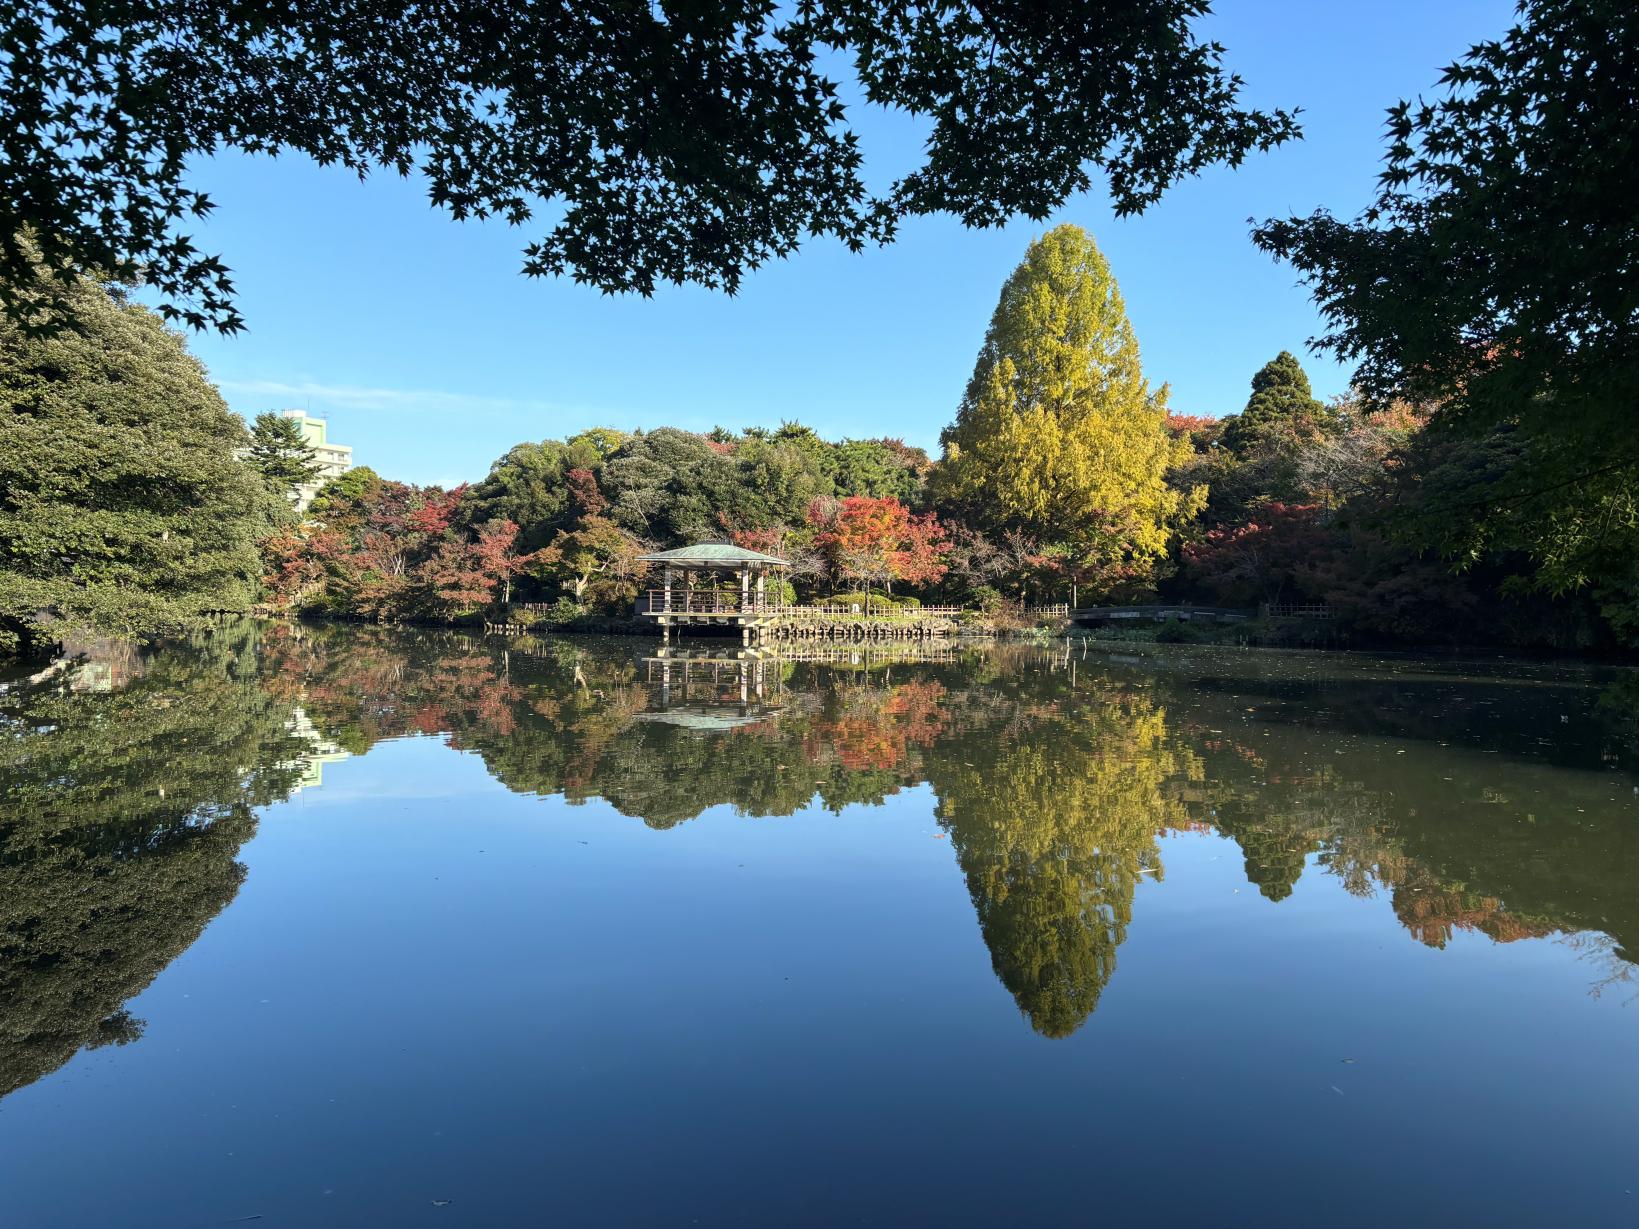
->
1260, 603, 1333, 619
788, 603, 964, 620
1072, 604, 1253, 621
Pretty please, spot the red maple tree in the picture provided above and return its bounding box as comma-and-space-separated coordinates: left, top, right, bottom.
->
808, 495, 948, 592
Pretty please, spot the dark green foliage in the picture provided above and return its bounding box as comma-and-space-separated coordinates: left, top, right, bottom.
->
1210, 809, 1322, 901
0, 626, 306, 1098
1218, 351, 1334, 456
1252, 0, 1639, 601
1169, 343, 1637, 651
1, 2, 1297, 333
832, 438, 930, 503
599, 429, 740, 542
246, 412, 320, 502
458, 440, 601, 553
0, 259, 278, 654
491, 425, 932, 561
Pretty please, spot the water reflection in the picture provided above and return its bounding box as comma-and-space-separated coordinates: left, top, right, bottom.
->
259, 625, 1639, 1021
926, 687, 1198, 1035
2, 622, 1635, 1103
0, 625, 308, 1098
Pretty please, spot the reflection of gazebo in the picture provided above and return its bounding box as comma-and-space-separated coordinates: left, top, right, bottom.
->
637, 543, 789, 643
639, 650, 784, 727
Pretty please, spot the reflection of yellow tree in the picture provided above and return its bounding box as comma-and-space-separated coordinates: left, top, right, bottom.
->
930, 697, 1200, 1038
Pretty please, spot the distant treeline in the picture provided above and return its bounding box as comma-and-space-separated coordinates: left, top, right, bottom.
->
3, 225, 1634, 657
252, 234, 1635, 653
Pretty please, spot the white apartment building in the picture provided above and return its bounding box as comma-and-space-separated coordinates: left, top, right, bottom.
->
279, 409, 353, 511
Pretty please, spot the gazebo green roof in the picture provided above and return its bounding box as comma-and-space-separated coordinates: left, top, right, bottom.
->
637, 543, 788, 566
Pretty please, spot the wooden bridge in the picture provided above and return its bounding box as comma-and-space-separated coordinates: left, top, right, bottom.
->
1068, 604, 1253, 624
1066, 603, 1332, 624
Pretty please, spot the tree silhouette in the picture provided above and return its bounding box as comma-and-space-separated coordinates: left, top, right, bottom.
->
2, 3, 1296, 332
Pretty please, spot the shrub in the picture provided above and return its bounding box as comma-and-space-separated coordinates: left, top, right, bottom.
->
536, 597, 587, 625
826, 591, 896, 612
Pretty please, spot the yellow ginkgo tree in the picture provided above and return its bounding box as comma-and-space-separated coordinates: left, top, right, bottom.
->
932, 224, 1202, 602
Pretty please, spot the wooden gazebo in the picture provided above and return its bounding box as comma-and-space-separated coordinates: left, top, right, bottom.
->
636, 543, 790, 643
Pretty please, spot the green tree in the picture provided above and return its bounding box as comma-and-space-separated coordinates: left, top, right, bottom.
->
308, 465, 382, 519
0, 259, 276, 655
1218, 351, 1335, 456
599, 429, 741, 543
832, 438, 930, 503
458, 441, 585, 553
1252, 0, 1639, 621
533, 517, 649, 605
729, 429, 838, 530
2, 3, 1297, 333
932, 224, 1199, 599
246, 411, 320, 502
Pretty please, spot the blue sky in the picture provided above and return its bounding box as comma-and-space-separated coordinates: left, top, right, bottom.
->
172, 0, 1515, 487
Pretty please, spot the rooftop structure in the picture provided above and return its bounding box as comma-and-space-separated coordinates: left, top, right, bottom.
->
279, 409, 353, 512
636, 544, 789, 567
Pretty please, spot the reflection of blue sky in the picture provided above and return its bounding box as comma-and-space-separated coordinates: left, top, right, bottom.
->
10, 728, 1635, 1226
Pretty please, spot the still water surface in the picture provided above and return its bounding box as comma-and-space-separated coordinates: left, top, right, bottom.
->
1, 623, 1636, 1226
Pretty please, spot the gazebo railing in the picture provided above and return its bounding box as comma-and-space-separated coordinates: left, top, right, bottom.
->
639, 592, 965, 619
787, 602, 965, 619
640, 590, 787, 615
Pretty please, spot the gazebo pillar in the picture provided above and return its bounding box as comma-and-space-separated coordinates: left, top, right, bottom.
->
635, 545, 791, 643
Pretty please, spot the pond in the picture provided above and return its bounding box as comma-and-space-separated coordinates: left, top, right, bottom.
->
1, 623, 1636, 1226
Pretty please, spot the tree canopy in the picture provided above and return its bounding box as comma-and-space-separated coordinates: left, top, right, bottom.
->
246, 411, 320, 502
0, 626, 306, 1099
1219, 350, 1334, 456
2, 0, 1297, 333
1252, 0, 1638, 595
934, 223, 1198, 598
0, 257, 277, 654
